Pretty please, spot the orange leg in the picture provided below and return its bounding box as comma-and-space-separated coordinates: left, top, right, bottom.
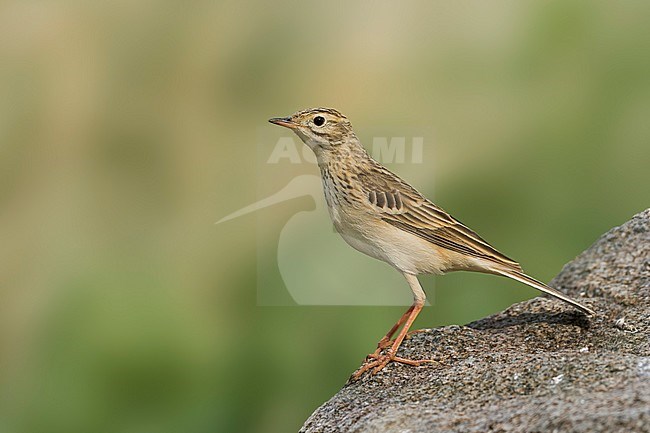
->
352, 274, 441, 379
353, 302, 436, 378
370, 305, 414, 356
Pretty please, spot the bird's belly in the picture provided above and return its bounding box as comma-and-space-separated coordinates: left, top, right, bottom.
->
334, 216, 458, 275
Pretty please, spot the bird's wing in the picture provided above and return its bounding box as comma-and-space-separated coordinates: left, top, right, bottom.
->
357, 168, 522, 271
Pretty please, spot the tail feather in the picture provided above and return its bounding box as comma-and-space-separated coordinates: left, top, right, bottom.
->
491, 268, 595, 316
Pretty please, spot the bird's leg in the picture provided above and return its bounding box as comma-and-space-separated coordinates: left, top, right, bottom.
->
370, 305, 414, 356
372, 302, 428, 372
353, 302, 436, 378
352, 274, 440, 379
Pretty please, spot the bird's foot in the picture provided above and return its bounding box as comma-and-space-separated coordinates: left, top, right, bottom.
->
351, 350, 440, 380
368, 330, 426, 358
362, 336, 393, 363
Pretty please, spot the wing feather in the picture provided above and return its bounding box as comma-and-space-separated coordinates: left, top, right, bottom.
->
357, 167, 521, 270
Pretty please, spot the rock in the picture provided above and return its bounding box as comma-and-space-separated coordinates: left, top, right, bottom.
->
300, 209, 650, 433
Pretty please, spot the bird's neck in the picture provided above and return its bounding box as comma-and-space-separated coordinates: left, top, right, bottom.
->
316, 137, 371, 172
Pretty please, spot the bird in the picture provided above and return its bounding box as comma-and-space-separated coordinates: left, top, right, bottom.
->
268, 107, 595, 379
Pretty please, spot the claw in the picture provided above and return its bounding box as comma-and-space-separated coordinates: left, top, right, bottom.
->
351, 350, 442, 379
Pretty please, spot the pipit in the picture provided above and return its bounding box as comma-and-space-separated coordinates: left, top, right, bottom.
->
269, 107, 595, 379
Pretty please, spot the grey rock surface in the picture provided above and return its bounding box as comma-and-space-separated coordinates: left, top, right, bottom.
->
300, 209, 650, 433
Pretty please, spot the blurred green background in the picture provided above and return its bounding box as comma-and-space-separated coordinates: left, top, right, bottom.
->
1, 1, 649, 432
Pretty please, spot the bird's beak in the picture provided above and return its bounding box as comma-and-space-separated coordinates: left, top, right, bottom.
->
269, 116, 299, 129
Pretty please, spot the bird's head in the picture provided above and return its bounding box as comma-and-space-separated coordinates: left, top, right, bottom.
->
269, 107, 357, 152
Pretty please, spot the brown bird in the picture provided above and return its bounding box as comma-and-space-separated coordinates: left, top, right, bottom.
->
269, 107, 595, 378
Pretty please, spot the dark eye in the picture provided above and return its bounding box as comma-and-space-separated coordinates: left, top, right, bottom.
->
313, 116, 326, 126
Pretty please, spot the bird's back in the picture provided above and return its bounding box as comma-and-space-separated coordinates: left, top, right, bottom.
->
322, 153, 523, 274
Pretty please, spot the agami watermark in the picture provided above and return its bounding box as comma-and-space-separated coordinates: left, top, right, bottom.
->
218, 132, 434, 306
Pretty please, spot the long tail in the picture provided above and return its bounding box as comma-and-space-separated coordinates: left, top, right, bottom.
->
491, 268, 595, 316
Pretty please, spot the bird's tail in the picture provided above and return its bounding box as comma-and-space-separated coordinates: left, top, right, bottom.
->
490, 267, 595, 316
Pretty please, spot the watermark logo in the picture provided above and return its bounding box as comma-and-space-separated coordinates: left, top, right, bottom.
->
266, 136, 424, 165
218, 132, 434, 306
